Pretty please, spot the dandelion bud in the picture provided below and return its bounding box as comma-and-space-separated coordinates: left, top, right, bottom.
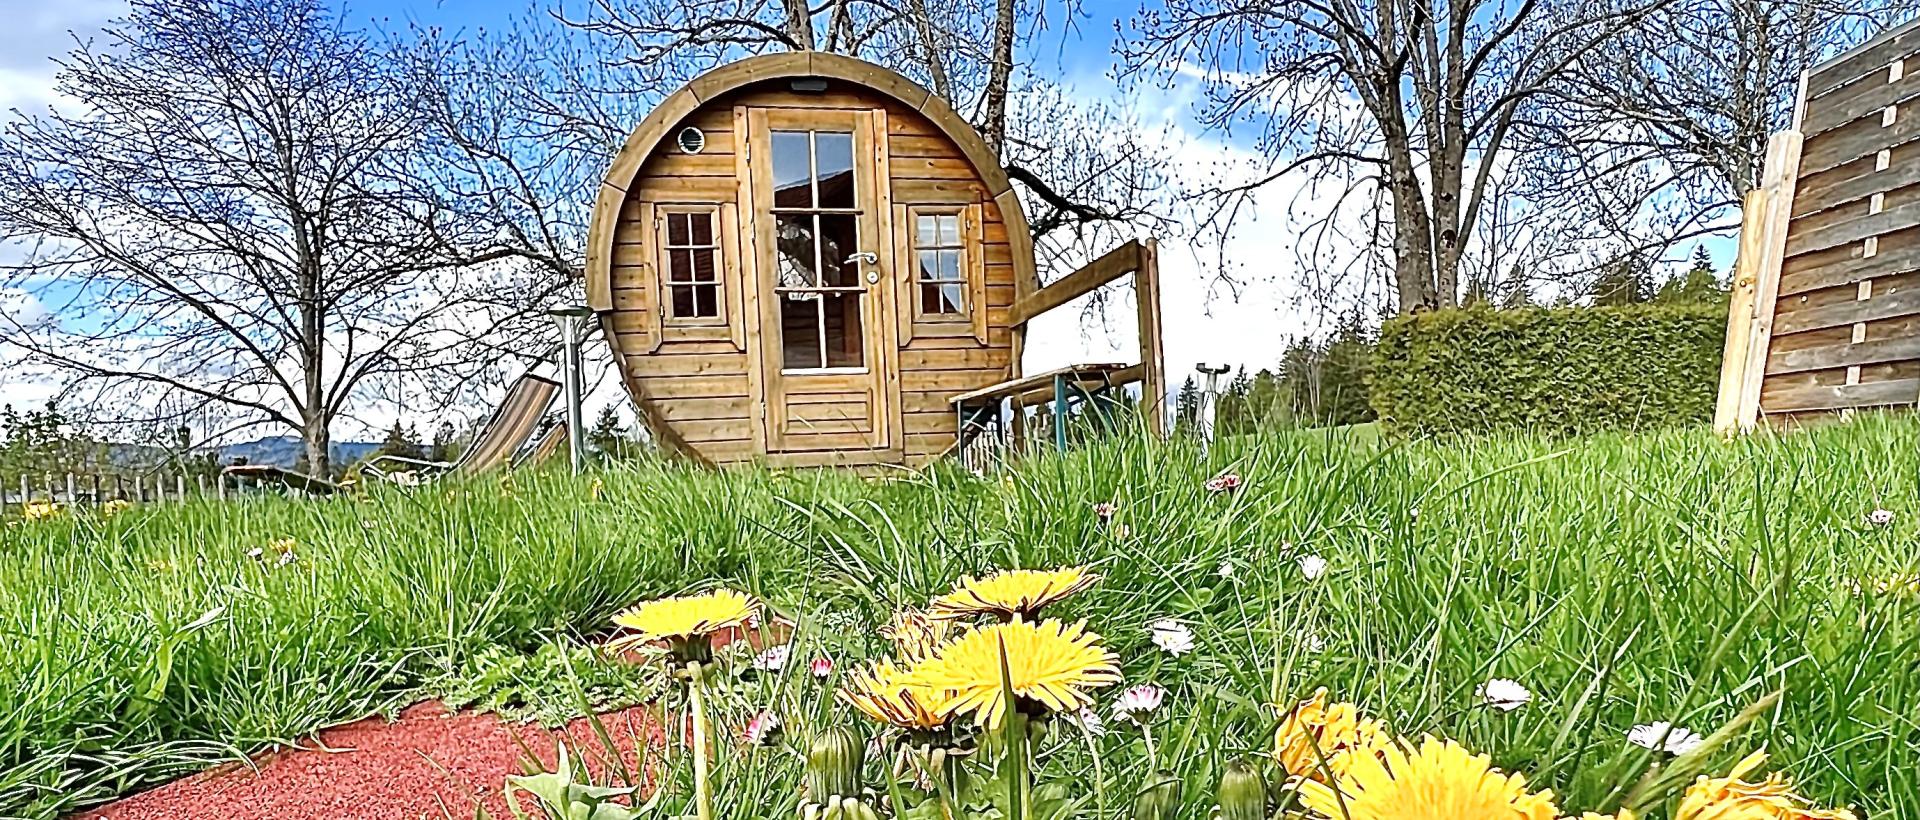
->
1131, 771, 1182, 820
806, 726, 867, 802
1216, 759, 1268, 820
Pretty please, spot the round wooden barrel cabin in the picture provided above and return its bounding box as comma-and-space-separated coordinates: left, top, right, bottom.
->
584, 53, 1044, 469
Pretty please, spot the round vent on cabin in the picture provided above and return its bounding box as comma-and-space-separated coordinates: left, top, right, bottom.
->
676, 126, 706, 154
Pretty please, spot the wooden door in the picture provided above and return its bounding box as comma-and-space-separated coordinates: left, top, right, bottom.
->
745, 106, 899, 454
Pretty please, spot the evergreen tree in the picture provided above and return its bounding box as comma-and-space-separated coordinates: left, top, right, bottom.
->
587, 405, 641, 461
1173, 376, 1200, 435
1215, 368, 1256, 436
428, 422, 458, 463
1588, 254, 1654, 306
1652, 244, 1729, 306
1318, 316, 1377, 426
371, 420, 424, 462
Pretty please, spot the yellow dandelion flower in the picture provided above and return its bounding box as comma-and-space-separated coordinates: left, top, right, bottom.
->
839, 659, 952, 731
608, 589, 758, 660
903, 618, 1121, 729
929, 567, 1099, 621
22, 501, 62, 522
1273, 687, 1393, 782
1290, 735, 1559, 820
881, 609, 954, 661
101, 499, 134, 516
1576, 812, 1637, 820
1674, 750, 1857, 820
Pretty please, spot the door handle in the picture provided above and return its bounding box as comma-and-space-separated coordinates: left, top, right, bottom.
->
844, 252, 879, 266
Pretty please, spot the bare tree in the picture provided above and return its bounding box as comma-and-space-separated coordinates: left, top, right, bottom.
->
1122, 0, 1675, 314
1517, 0, 1919, 263
0, 0, 532, 476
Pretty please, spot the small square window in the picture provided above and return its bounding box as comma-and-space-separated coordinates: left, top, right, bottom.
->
660, 210, 722, 321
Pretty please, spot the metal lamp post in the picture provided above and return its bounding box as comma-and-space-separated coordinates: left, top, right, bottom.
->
547, 304, 596, 474
1195, 363, 1231, 450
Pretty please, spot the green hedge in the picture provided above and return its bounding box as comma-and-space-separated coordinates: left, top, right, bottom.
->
1369, 305, 1725, 436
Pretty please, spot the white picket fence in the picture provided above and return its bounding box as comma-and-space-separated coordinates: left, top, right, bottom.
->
2, 470, 232, 514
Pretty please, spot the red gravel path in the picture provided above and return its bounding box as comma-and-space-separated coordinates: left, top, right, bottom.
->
78, 701, 663, 820
77, 701, 664, 820
76, 625, 786, 820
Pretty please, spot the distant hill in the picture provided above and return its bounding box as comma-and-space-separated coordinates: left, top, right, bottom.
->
218, 436, 379, 468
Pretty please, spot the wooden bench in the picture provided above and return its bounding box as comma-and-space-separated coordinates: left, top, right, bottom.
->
950, 362, 1144, 453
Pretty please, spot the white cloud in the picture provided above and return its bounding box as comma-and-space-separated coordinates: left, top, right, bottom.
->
0, 0, 123, 116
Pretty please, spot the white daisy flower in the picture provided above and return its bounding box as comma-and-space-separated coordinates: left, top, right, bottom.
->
750, 644, 790, 672
1216, 560, 1237, 580
1113, 684, 1166, 722
1298, 555, 1328, 581
1627, 721, 1705, 756
245, 547, 264, 560
276, 549, 297, 567
1477, 678, 1532, 711
1204, 473, 1242, 493
1147, 618, 1194, 656
743, 710, 781, 746
1065, 706, 1109, 737
1299, 629, 1326, 653
1867, 508, 1895, 526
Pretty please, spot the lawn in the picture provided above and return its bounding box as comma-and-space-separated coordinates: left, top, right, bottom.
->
2, 417, 1917, 819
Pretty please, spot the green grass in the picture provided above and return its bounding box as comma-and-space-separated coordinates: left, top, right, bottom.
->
2, 417, 1917, 818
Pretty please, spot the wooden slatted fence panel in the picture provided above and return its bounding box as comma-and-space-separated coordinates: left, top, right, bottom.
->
1727, 23, 1920, 425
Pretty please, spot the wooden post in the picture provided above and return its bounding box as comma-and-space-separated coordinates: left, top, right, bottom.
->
65, 473, 77, 505
1731, 130, 1806, 432
20, 474, 32, 505
92, 474, 102, 504
1715, 187, 1773, 435
176, 474, 186, 500
217, 472, 227, 501
1135, 238, 1167, 436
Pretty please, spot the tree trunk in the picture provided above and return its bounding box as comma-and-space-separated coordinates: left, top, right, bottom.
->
303, 413, 331, 479
980, 0, 1016, 152
781, 0, 816, 49
908, 0, 951, 101
1384, 139, 1438, 313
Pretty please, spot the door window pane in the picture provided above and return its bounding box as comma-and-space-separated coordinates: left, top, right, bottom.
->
780, 293, 823, 369
814, 132, 855, 209
817, 213, 859, 287
771, 131, 813, 209
822, 292, 864, 367
774, 213, 821, 288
